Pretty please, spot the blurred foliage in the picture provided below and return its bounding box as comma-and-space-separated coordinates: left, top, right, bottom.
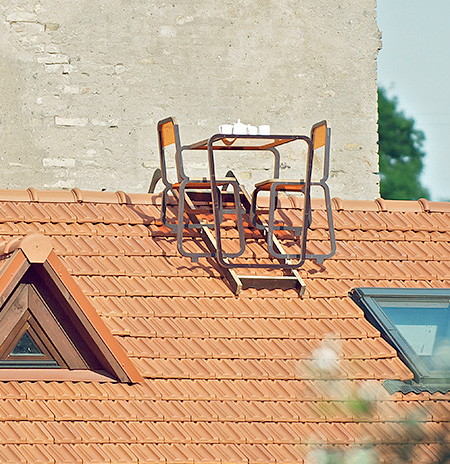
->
306, 342, 450, 464
378, 88, 430, 200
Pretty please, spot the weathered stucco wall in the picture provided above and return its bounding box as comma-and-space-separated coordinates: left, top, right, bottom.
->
0, 0, 381, 199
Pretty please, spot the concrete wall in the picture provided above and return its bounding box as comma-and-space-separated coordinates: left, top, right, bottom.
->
0, 0, 381, 200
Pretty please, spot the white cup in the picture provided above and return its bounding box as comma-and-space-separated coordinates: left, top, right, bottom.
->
247, 124, 258, 135
219, 124, 233, 134
258, 125, 270, 135
233, 119, 248, 135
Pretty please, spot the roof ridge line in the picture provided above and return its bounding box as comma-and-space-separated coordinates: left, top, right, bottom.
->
375, 198, 424, 212
0, 188, 161, 205
331, 197, 450, 213
0, 187, 449, 212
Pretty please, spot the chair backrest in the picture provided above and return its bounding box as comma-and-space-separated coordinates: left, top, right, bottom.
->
157, 117, 183, 187
311, 120, 331, 183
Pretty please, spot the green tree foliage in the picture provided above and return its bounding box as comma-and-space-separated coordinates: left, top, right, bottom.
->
378, 88, 430, 200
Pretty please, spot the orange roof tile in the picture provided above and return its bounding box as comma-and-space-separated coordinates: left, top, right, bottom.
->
0, 189, 448, 462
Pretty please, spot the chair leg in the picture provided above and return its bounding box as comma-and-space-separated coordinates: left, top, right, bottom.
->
161, 186, 178, 232
215, 179, 246, 265
176, 179, 215, 261
267, 183, 283, 259
305, 182, 336, 264
266, 182, 306, 262
250, 187, 265, 230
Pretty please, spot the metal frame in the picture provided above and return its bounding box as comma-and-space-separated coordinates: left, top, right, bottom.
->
306, 123, 336, 263
350, 287, 450, 384
156, 117, 335, 271
177, 137, 280, 246
175, 176, 246, 261
250, 121, 335, 264
148, 168, 162, 194
204, 133, 312, 269
157, 117, 241, 259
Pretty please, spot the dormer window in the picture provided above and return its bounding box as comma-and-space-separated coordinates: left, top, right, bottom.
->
351, 288, 450, 391
0, 323, 60, 368
0, 321, 60, 368
0, 282, 87, 370
0, 233, 142, 383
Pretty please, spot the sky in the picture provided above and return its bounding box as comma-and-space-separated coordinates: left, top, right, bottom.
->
377, 1, 450, 200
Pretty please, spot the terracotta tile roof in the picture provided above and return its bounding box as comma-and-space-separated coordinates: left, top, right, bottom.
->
0, 188, 448, 462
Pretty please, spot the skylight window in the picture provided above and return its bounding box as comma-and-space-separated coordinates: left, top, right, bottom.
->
350, 288, 450, 386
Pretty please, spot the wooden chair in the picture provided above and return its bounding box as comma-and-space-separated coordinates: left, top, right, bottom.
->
157, 117, 245, 261
250, 120, 335, 263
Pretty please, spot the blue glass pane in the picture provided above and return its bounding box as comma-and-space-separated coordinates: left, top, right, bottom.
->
379, 299, 450, 371
10, 331, 45, 356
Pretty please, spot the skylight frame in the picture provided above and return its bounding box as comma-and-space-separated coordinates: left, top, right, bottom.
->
350, 287, 450, 384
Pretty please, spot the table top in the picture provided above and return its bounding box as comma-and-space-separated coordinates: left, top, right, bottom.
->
184, 133, 310, 151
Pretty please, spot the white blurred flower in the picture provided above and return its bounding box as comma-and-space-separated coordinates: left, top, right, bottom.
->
313, 345, 339, 375
345, 448, 378, 464
305, 449, 333, 464
356, 383, 377, 403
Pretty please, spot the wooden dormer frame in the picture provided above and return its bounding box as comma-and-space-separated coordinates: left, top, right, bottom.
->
0, 234, 143, 383
0, 283, 69, 368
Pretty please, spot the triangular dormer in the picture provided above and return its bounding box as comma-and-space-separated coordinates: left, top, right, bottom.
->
0, 234, 142, 382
